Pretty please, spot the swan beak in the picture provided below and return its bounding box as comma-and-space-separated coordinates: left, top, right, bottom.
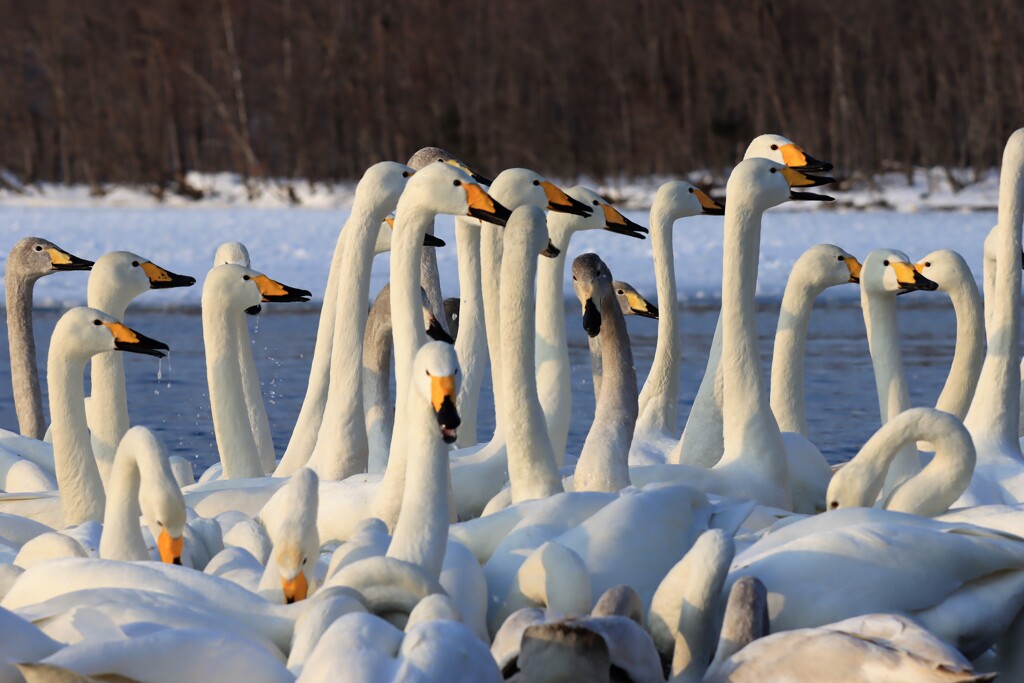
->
141, 262, 196, 289
692, 188, 725, 215
423, 233, 446, 248
780, 167, 835, 202
540, 181, 593, 217
158, 529, 183, 565
253, 274, 312, 303
104, 322, 169, 358
541, 239, 561, 258
600, 204, 648, 239
47, 248, 94, 271
430, 373, 460, 443
892, 261, 938, 293
426, 315, 455, 344
281, 571, 309, 604
582, 298, 601, 337
845, 257, 862, 284
443, 159, 493, 187
624, 291, 659, 319
384, 215, 396, 229
463, 183, 512, 226
779, 143, 834, 173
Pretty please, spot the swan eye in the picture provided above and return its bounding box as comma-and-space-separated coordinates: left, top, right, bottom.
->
771, 144, 779, 150
436, 158, 444, 163
131, 261, 139, 267
93, 319, 102, 326
572, 275, 577, 281
243, 275, 251, 281
592, 200, 599, 206
34, 245, 42, 251
883, 260, 890, 266
770, 168, 777, 174
452, 179, 461, 187
617, 290, 624, 295
830, 501, 839, 509
837, 255, 844, 261
302, 558, 307, 566
402, 171, 409, 178
688, 188, 694, 193
925, 262, 931, 268
157, 520, 163, 526
533, 180, 540, 186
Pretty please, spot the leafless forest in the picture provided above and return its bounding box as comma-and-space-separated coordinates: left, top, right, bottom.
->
1, 0, 1022, 191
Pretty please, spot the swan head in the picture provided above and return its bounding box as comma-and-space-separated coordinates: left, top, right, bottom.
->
202, 264, 312, 316
419, 287, 454, 344
793, 244, 862, 288
271, 468, 320, 604
89, 251, 195, 306
213, 242, 250, 267
613, 281, 658, 319
725, 158, 835, 211
744, 134, 833, 172
53, 307, 169, 360
861, 249, 938, 296
913, 249, 972, 294
121, 427, 187, 564
356, 161, 416, 214
9, 237, 93, 279
562, 186, 648, 239
571, 253, 614, 338
489, 168, 593, 217
413, 341, 461, 443
407, 146, 493, 185
653, 180, 726, 222
398, 162, 510, 226
373, 214, 446, 255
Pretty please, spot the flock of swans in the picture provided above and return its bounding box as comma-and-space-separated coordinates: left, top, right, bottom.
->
1, 128, 1024, 682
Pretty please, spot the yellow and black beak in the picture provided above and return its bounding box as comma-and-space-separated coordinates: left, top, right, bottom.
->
539, 181, 593, 217
463, 183, 512, 226
425, 315, 455, 344
600, 204, 648, 239
892, 261, 938, 294
47, 248, 93, 271
691, 187, 725, 216
429, 373, 460, 443
844, 256, 862, 284
443, 159, 493, 187
622, 290, 658, 319
157, 528, 183, 565
541, 239, 561, 258
281, 571, 309, 604
582, 298, 601, 338
779, 143, 833, 173
253, 274, 312, 303
142, 261, 196, 290
103, 322, 169, 358
779, 167, 835, 202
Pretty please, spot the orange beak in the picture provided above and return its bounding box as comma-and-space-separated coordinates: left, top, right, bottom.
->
281, 571, 309, 604
158, 528, 183, 565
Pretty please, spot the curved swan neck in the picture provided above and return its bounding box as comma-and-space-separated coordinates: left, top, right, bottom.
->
99, 443, 147, 561
770, 276, 819, 436
203, 300, 263, 479
7, 273, 46, 438
453, 217, 487, 447
966, 130, 1024, 449
935, 276, 983, 419
574, 284, 637, 492
502, 228, 563, 504
48, 347, 106, 525
638, 203, 681, 433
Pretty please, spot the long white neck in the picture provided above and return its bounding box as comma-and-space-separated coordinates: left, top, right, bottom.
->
386, 386, 450, 581
502, 239, 563, 504
453, 217, 487, 447
307, 195, 388, 479
85, 287, 133, 482
715, 200, 790, 509
769, 277, 819, 435
534, 220, 574, 463
363, 286, 394, 474
277, 202, 357, 474
203, 300, 263, 479
7, 272, 46, 439
236, 316, 275, 474
861, 286, 920, 494
48, 345, 106, 525
935, 276, 983, 420
480, 222, 505, 441
637, 203, 680, 434
99, 434, 157, 561
574, 286, 637, 492
671, 316, 725, 468
375, 204, 433, 530
965, 131, 1024, 455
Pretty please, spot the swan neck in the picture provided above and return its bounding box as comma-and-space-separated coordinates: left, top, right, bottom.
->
639, 207, 681, 432
770, 278, 817, 435
935, 279, 983, 419
7, 273, 45, 438
99, 446, 146, 560
454, 217, 486, 447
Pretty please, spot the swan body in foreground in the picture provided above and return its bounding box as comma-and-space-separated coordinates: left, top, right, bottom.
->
6, 237, 93, 439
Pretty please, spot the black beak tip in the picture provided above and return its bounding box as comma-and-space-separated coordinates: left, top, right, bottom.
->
426, 321, 455, 345
423, 234, 447, 248
582, 299, 601, 337
54, 257, 95, 271
246, 305, 262, 315
470, 172, 494, 186
173, 557, 182, 566
702, 205, 726, 216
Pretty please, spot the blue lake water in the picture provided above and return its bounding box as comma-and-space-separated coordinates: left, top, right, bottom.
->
0, 295, 968, 473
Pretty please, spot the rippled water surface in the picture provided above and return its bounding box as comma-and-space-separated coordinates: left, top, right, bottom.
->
0, 295, 969, 473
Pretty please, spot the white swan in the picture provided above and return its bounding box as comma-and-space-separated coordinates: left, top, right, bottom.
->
6, 238, 93, 439
826, 407, 975, 517
256, 467, 319, 604
85, 251, 195, 479
962, 128, 1024, 504
0, 308, 168, 527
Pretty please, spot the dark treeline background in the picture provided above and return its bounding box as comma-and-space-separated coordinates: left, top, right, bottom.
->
1, 0, 1022, 190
